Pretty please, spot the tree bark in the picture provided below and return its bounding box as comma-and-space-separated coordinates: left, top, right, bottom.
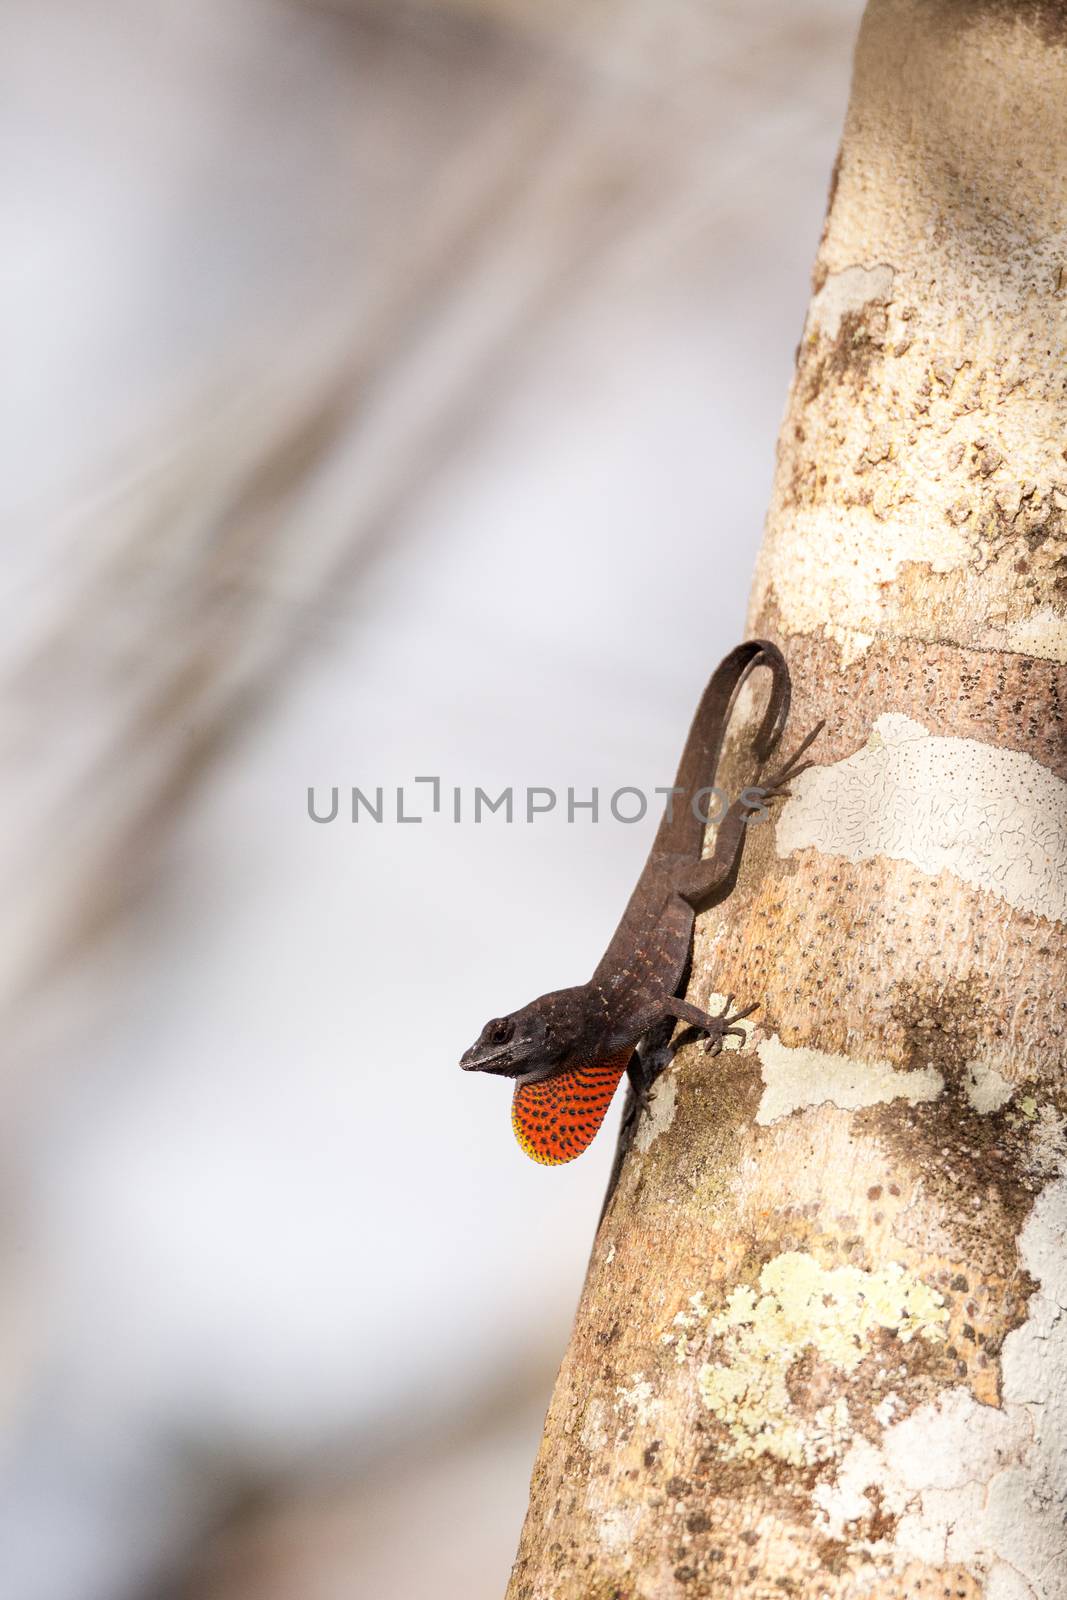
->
507, 3, 1067, 1596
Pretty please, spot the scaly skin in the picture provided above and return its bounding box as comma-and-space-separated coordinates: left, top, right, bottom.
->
461, 641, 822, 1164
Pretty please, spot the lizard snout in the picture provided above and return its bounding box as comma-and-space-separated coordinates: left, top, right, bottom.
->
460, 1043, 515, 1075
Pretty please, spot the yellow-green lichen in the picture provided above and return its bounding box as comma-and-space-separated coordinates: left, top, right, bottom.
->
695, 1252, 948, 1465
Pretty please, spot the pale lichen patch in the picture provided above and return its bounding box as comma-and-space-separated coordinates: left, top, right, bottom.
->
963, 1056, 1015, 1115
596, 1504, 641, 1556
633, 1073, 677, 1153
661, 1291, 709, 1364
777, 713, 1067, 924
1019, 1103, 1067, 1180
814, 1178, 1067, 1596
754, 506, 973, 661
873, 1390, 902, 1426
579, 1397, 609, 1453
694, 1252, 948, 1465
806, 262, 896, 342
614, 1375, 657, 1427
755, 1033, 943, 1124
1004, 606, 1067, 666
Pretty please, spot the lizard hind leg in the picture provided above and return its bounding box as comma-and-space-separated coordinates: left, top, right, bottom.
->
760, 717, 826, 800
512, 1050, 632, 1165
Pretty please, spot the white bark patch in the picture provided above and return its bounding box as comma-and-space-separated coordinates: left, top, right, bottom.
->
661, 1291, 709, 1365
806, 262, 895, 342
596, 1504, 641, 1556
695, 1252, 947, 1466
583, 1476, 644, 1563
874, 1390, 902, 1426
614, 1375, 657, 1427
755, 1033, 943, 1125
1020, 1102, 1067, 1182
1004, 607, 1067, 666
813, 1177, 1067, 1596
579, 1398, 609, 1453
777, 713, 1067, 924
883, 1386, 1032, 1493
633, 1073, 677, 1153
963, 1057, 1015, 1115
759, 508, 972, 663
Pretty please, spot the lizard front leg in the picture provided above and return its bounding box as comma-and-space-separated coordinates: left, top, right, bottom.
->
625, 990, 753, 1121
600, 1026, 674, 1225
624, 1021, 676, 1118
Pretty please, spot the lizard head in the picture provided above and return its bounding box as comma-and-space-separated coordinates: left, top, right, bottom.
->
460, 993, 574, 1085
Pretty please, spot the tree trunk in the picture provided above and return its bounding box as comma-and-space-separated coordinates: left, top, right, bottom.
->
507, 3, 1067, 1596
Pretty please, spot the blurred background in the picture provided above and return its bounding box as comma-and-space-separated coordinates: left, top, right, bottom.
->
2, 1, 861, 1595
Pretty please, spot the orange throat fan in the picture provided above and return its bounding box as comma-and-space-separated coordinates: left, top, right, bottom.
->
511, 1050, 632, 1165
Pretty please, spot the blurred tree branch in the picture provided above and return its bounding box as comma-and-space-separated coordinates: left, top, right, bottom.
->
7, 0, 746, 1078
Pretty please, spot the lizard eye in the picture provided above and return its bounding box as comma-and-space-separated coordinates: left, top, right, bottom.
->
487, 1017, 514, 1046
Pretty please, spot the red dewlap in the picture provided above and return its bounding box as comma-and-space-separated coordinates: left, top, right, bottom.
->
511, 1050, 632, 1165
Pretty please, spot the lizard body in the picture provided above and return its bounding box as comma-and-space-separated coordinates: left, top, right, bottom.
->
460, 641, 821, 1164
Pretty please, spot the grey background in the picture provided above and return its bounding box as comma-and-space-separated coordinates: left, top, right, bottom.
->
1, 2, 861, 1595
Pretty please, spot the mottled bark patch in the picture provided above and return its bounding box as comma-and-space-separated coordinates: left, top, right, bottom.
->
797, 303, 890, 405
753, 619, 1067, 781
870, 972, 1052, 1249
693, 847, 1066, 1094
937, 0, 1067, 49
692, 1250, 948, 1465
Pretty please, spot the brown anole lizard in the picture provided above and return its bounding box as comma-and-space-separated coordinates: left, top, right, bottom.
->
460, 641, 821, 1164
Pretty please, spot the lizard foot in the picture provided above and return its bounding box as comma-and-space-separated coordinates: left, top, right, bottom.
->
754, 718, 826, 807
700, 994, 759, 1056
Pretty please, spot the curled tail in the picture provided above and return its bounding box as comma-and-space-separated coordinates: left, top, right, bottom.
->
652, 639, 790, 860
